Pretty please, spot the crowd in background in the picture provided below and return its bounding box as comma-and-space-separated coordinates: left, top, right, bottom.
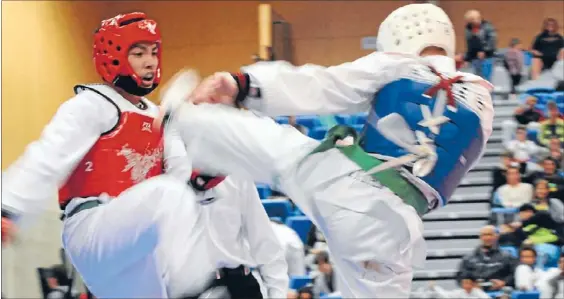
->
31, 7, 564, 299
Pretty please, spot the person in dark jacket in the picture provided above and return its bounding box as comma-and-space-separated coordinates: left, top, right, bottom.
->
456, 225, 519, 292
464, 10, 497, 81
531, 18, 564, 80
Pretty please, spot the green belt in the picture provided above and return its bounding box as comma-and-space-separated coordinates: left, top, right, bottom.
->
309, 125, 429, 216
64, 200, 102, 220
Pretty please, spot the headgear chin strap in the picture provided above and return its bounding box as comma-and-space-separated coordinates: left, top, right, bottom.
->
114, 75, 159, 97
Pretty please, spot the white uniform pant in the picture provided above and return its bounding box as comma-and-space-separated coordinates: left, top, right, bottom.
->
62, 175, 216, 298
171, 104, 427, 298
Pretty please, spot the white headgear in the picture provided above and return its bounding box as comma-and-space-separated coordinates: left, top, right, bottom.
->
376, 4, 455, 58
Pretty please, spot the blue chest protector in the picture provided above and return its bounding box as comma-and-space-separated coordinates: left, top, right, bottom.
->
360, 78, 485, 206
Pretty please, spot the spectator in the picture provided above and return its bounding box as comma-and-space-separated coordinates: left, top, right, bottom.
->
541, 138, 564, 170
515, 246, 544, 291
538, 101, 564, 147
287, 290, 298, 299
500, 204, 562, 247
554, 48, 564, 91
537, 252, 563, 299
492, 152, 527, 195
45, 265, 78, 299
464, 10, 497, 81
504, 38, 525, 100
495, 166, 534, 208
531, 18, 564, 80
288, 116, 308, 135
312, 251, 338, 298
505, 126, 541, 163
270, 219, 307, 276
425, 275, 491, 298
532, 179, 564, 225
456, 225, 518, 292
502, 96, 543, 145
525, 157, 564, 200
296, 285, 314, 299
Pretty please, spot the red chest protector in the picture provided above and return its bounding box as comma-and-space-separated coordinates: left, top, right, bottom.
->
58, 85, 164, 209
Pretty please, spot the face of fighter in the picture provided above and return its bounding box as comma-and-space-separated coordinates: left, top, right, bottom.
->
128, 42, 159, 88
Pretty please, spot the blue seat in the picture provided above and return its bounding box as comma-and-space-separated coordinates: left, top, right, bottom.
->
309, 127, 328, 140
262, 199, 293, 221
500, 246, 518, 257
274, 116, 289, 125
289, 275, 312, 290
491, 207, 519, 214
523, 51, 533, 66
286, 216, 312, 244
526, 87, 555, 94
334, 114, 352, 125
511, 291, 540, 299
296, 115, 321, 130
256, 183, 272, 199
487, 291, 503, 299
535, 243, 561, 268
351, 124, 364, 133
321, 295, 342, 299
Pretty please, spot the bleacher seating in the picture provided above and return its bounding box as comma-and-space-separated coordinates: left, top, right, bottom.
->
289, 275, 312, 290
285, 216, 312, 244
262, 199, 293, 221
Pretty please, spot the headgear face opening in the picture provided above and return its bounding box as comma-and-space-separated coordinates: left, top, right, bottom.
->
377, 4, 455, 58
93, 12, 162, 96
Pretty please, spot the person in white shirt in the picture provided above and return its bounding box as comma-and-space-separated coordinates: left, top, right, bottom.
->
196, 176, 289, 299
496, 166, 534, 208
155, 3, 494, 298
424, 275, 491, 299
270, 219, 307, 277
537, 252, 563, 299
1, 12, 223, 298
515, 246, 545, 291
505, 126, 541, 163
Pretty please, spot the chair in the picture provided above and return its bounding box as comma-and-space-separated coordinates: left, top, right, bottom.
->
500, 246, 518, 257
309, 127, 328, 140
285, 216, 312, 243
296, 115, 321, 130
289, 275, 312, 290
511, 291, 540, 299
262, 199, 293, 221
256, 183, 272, 199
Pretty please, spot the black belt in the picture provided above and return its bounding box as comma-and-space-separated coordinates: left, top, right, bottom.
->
61, 200, 102, 220
217, 265, 250, 278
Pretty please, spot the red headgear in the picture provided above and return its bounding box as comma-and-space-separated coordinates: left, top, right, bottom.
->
93, 12, 162, 96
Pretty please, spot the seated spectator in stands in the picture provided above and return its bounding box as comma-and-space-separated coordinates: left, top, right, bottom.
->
270, 219, 307, 276
495, 166, 534, 208
554, 48, 564, 91
504, 38, 525, 100
464, 10, 497, 81
547, 138, 564, 170
296, 285, 314, 299
502, 96, 543, 145
538, 101, 564, 147
425, 275, 491, 298
312, 251, 338, 298
492, 152, 528, 196
505, 126, 541, 163
515, 246, 545, 291
532, 179, 564, 225
537, 252, 563, 299
526, 157, 564, 200
456, 225, 518, 292
46, 265, 77, 299
288, 116, 308, 135
531, 18, 564, 80
305, 226, 328, 271
287, 289, 298, 299
500, 204, 562, 248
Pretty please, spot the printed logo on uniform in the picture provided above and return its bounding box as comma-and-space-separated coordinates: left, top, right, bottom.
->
117, 144, 162, 183
142, 122, 152, 133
